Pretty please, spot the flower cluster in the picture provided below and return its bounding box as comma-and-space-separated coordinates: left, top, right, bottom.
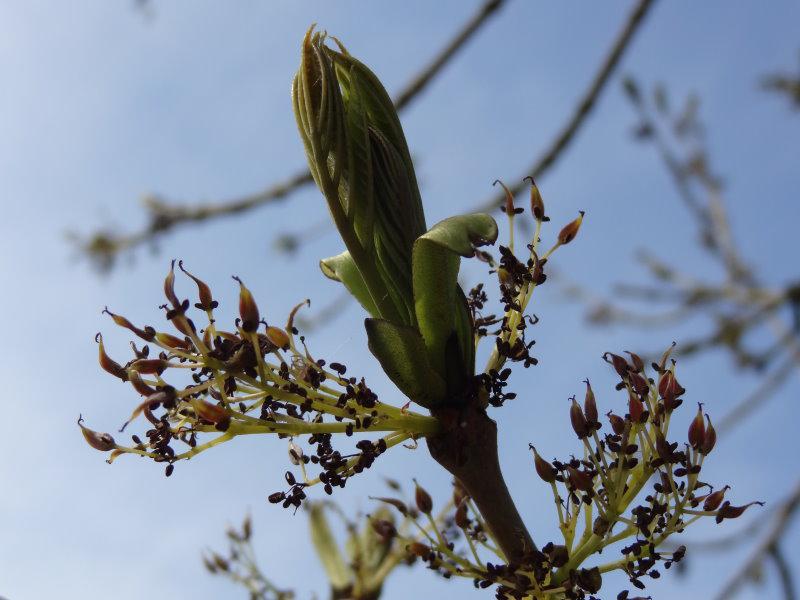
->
522, 347, 762, 599
81, 261, 438, 504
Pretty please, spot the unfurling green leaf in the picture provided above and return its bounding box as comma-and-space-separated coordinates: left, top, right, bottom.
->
365, 318, 446, 408
412, 214, 498, 386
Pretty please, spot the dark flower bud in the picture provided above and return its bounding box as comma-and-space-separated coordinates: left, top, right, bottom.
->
266, 326, 290, 350
78, 416, 116, 452
371, 497, 409, 517
406, 542, 430, 558
628, 392, 646, 424
154, 332, 191, 350
288, 441, 304, 466
130, 358, 167, 375
603, 352, 631, 379
703, 485, 730, 512
191, 399, 230, 429
577, 566, 602, 594
557, 211, 585, 245
593, 517, 609, 536
607, 412, 626, 436
269, 491, 287, 504
127, 369, 156, 397
233, 276, 260, 333
625, 351, 644, 372
546, 544, 569, 568
103, 308, 155, 342
530, 446, 557, 483
583, 380, 599, 428
570, 397, 590, 439
163, 260, 182, 310
567, 466, 593, 492
414, 480, 433, 514
628, 371, 649, 395
96, 333, 128, 382
179, 261, 217, 310
524, 176, 547, 221
371, 519, 397, 542
700, 415, 716, 455
688, 405, 706, 450
494, 179, 517, 215
658, 370, 685, 411
715, 500, 764, 524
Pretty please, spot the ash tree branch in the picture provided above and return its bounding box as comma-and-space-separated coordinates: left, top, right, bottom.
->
77, 0, 509, 269
471, 0, 657, 213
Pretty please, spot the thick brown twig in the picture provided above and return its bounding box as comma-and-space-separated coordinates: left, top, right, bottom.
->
76, 0, 508, 270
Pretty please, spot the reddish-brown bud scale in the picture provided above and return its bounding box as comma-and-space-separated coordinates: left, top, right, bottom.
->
607, 412, 626, 436
130, 358, 167, 375
604, 352, 631, 379
583, 380, 599, 427
155, 332, 191, 350
524, 176, 547, 221
493, 179, 515, 215
703, 486, 729, 512
557, 211, 585, 245
570, 397, 590, 438
407, 542, 430, 558
96, 334, 128, 382
567, 466, 593, 492
628, 392, 646, 424
414, 482, 433, 514
625, 351, 644, 373
78, 417, 116, 452
191, 399, 230, 428
715, 501, 764, 523
127, 369, 156, 396
179, 261, 216, 310
688, 405, 706, 450
531, 446, 557, 483
266, 326, 291, 350
701, 416, 717, 455
234, 276, 260, 332
163, 261, 182, 309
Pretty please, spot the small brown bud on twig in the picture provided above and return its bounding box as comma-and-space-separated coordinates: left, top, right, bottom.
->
700, 415, 716, 455
524, 176, 548, 221
570, 397, 590, 439
77, 416, 116, 452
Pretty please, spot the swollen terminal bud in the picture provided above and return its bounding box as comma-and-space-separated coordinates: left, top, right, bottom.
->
557, 211, 585, 245
570, 396, 590, 439
715, 500, 764, 524
77, 416, 116, 452
414, 480, 433, 514
688, 405, 706, 450
567, 466, 593, 492
530, 445, 557, 483
524, 176, 548, 221
233, 276, 260, 332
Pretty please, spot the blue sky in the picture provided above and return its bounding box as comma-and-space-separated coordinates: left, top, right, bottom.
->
1, 1, 798, 598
